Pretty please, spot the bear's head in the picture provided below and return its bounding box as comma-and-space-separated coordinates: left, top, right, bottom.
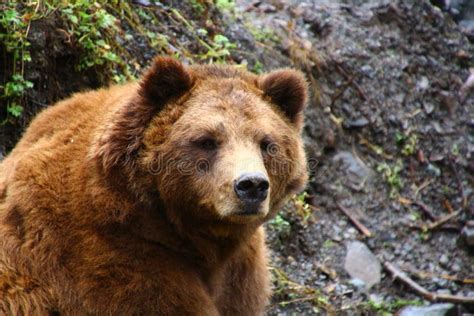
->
93, 57, 308, 228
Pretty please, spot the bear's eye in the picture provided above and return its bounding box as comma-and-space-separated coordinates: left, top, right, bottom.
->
196, 138, 218, 151
260, 137, 275, 154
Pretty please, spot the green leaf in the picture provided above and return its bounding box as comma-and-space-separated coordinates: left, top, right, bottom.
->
68, 14, 78, 24
7, 103, 24, 118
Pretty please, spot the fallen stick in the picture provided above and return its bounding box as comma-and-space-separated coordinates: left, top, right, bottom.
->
336, 202, 372, 237
410, 270, 474, 285
426, 209, 462, 231
412, 201, 437, 221
383, 261, 474, 305
334, 63, 368, 101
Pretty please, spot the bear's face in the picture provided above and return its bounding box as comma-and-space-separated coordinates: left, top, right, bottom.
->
151, 79, 307, 224
94, 57, 308, 226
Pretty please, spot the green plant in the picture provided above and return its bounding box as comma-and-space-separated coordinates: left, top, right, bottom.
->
271, 267, 331, 313
402, 134, 417, 156
0, 4, 35, 122
189, 0, 206, 14
269, 214, 291, 238
293, 191, 313, 224
377, 161, 404, 197
251, 61, 264, 74
199, 34, 236, 63
215, 0, 235, 12
451, 143, 459, 156
395, 131, 417, 156
246, 23, 280, 43
53, 1, 134, 82
365, 297, 423, 315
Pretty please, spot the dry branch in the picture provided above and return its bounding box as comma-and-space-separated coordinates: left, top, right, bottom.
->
383, 261, 474, 305
336, 202, 372, 238
426, 209, 462, 231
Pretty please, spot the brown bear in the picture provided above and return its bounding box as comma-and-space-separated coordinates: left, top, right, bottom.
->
0, 57, 308, 315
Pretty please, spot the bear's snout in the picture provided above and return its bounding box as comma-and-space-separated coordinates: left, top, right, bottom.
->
234, 172, 269, 214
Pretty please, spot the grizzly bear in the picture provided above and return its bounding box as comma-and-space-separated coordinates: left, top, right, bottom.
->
0, 57, 308, 315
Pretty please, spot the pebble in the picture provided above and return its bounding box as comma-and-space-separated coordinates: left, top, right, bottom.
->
439, 254, 449, 265
451, 262, 461, 272
461, 224, 474, 247
436, 289, 452, 296
426, 163, 441, 177
417, 76, 429, 90
399, 303, 455, 316
344, 117, 369, 128
332, 151, 374, 187
423, 102, 435, 114
349, 278, 366, 290
344, 241, 381, 290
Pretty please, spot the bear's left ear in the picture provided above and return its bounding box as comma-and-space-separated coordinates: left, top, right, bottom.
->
139, 56, 194, 109
92, 57, 194, 176
260, 69, 308, 129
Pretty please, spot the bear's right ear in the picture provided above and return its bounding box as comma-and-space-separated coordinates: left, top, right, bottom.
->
92, 57, 193, 176
260, 69, 308, 130
139, 56, 194, 109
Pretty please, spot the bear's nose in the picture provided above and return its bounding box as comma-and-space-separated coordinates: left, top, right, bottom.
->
234, 173, 269, 203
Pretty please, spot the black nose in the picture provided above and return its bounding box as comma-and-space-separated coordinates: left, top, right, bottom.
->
234, 173, 269, 203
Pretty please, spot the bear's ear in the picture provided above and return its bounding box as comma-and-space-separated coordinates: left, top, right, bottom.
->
139, 56, 194, 109
260, 69, 308, 128
92, 57, 193, 176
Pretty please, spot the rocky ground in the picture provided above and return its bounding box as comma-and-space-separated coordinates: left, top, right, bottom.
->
1, 0, 473, 315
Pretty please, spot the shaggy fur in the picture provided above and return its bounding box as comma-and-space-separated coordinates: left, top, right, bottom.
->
0, 57, 308, 315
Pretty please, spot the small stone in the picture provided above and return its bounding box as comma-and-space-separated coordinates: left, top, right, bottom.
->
344, 241, 381, 290
349, 278, 366, 290
423, 102, 435, 114
461, 225, 474, 247
417, 76, 429, 90
426, 164, 441, 177
399, 303, 455, 316
439, 254, 449, 265
344, 117, 369, 128
451, 263, 461, 272
436, 289, 451, 296
332, 151, 374, 187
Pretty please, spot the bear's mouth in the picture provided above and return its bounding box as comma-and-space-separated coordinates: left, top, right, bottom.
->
235, 200, 265, 216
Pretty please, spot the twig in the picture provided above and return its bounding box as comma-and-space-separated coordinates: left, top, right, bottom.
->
271, 295, 324, 308
336, 202, 372, 237
443, 199, 454, 213
383, 261, 474, 305
412, 201, 437, 221
334, 64, 368, 101
413, 178, 432, 197
409, 270, 474, 285
426, 209, 462, 231
330, 76, 354, 105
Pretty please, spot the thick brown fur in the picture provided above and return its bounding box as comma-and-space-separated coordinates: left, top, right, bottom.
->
0, 57, 308, 315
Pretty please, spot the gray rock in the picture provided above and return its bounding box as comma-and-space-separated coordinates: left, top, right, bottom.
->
461, 223, 474, 247
344, 117, 369, 128
423, 102, 435, 114
399, 303, 455, 316
344, 241, 381, 290
332, 151, 374, 188
439, 254, 449, 265
417, 76, 430, 90
349, 278, 366, 290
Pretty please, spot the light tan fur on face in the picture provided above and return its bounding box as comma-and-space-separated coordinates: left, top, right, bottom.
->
155, 79, 305, 223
